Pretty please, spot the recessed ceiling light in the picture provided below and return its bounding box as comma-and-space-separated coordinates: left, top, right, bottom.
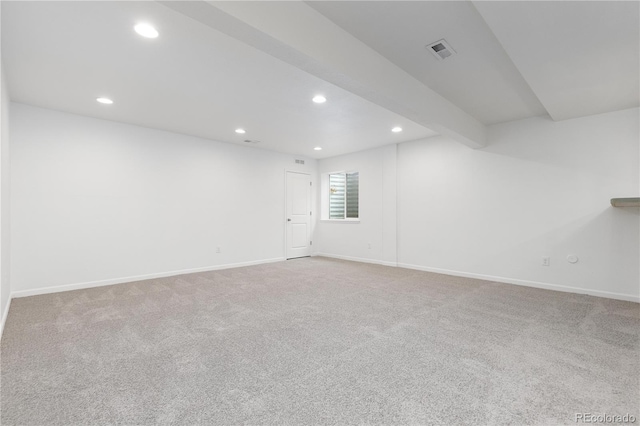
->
312, 95, 326, 104
391, 127, 403, 133
96, 97, 113, 105
235, 128, 246, 134
134, 23, 159, 39
314, 147, 322, 151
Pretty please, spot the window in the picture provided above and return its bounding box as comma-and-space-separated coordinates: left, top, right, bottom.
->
329, 171, 359, 219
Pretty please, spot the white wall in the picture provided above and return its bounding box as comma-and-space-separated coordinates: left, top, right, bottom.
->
8, 102, 639, 302
1, 0, 12, 335
315, 144, 397, 266
398, 108, 639, 301
317, 108, 639, 301
0, 65, 11, 332
10, 103, 316, 295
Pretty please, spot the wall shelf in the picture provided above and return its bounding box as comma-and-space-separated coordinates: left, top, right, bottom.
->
610, 197, 640, 207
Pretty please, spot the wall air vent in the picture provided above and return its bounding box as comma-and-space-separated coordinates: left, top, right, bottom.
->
426, 39, 456, 61
295, 159, 305, 165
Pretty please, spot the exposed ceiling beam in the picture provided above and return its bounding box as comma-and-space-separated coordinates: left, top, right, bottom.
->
160, 0, 487, 148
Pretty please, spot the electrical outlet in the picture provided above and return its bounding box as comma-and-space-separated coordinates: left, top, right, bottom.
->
541, 256, 550, 266
216, 247, 221, 253
367, 243, 372, 249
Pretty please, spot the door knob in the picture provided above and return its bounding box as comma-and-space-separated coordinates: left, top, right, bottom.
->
287, 218, 291, 221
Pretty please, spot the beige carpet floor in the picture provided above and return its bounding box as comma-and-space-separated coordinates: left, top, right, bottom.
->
1, 257, 638, 425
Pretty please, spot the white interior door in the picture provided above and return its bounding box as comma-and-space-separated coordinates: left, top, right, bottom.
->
286, 171, 311, 259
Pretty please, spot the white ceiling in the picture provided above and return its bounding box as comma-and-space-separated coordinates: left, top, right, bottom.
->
1, 1, 436, 159
307, 1, 548, 125
309, 0, 638, 124
2, 1, 638, 157
473, 1, 639, 121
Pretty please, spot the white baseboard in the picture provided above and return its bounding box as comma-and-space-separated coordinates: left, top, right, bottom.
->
397, 262, 640, 303
11, 257, 286, 299
8, 255, 639, 306
313, 252, 398, 267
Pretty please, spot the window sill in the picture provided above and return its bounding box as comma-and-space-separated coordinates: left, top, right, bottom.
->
320, 219, 360, 223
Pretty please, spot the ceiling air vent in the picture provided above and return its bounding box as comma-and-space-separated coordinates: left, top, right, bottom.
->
426, 39, 456, 61
295, 159, 305, 165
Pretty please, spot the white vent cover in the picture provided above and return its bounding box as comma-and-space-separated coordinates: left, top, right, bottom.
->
295, 159, 305, 165
426, 39, 456, 61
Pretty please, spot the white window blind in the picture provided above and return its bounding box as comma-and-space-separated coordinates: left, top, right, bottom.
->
329, 172, 359, 219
